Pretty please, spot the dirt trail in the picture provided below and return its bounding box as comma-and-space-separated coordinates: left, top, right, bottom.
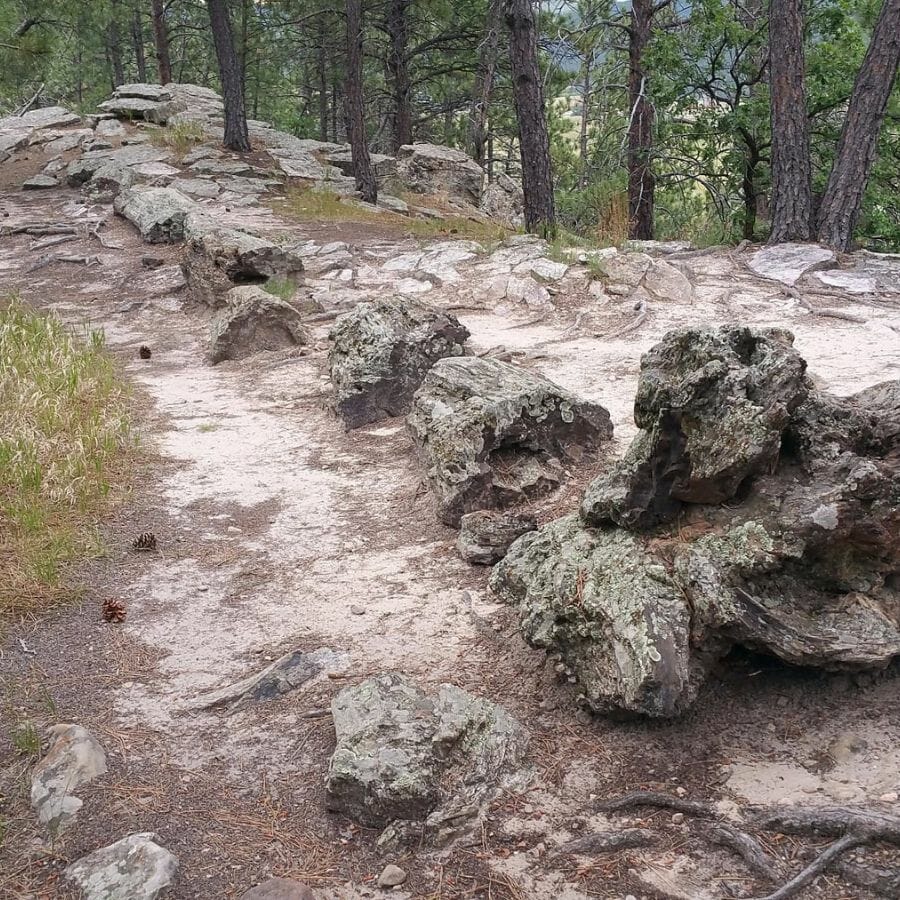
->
2, 165, 900, 900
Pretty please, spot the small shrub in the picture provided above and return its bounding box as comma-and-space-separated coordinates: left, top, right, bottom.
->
149, 119, 206, 157
12, 721, 40, 757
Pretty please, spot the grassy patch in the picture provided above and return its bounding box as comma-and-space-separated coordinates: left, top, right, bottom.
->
148, 119, 206, 157
280, 186, 512, 245
0, 297, 131, 626
262, 275, 300, 302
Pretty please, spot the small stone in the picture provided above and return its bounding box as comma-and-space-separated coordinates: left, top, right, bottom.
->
377, 864, 407, 888
350, 605, 365, 616
141, 256, 165, 269
671, 813, 685, 825
675, 786, 687, 797
879, 792, 898, 803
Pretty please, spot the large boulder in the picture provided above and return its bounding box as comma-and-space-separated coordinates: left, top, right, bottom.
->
325, 673, 528, 844
65, 833, 178, 900
491, 515, 698, 717
479, 173, 524, 227
114, 187, 196, 243
207, 286, 309, 364
581, 326, 808, 530
408, 357, 613, 526
329, 297, 469, 429
98, 82, 223, 127
393, 142, 484, 206
492, 326, 900, 718
182, 214, 304, 308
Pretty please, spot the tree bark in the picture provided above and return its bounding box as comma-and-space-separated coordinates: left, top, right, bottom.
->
150, 0, 172, 84
505, 0, 556, 238
627, 0, 655, 240
132, 2, 147, 83
107, 0, 125, 87
816, 0, 900, 251
578, 52, 592, 189
206, 0, 251, 152
346, 0, 377, 203
768, 0, 812, 242
469, 0, 503, 169
385, 0, 413, 150
318, 20, 329, 142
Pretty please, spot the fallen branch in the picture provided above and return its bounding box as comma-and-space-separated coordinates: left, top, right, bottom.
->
30, 234, 77, 251
26, 253, 100, 273
596, 790, 716, 819
4, 223, 78, 237
559, 828, 656, 855
598, 298, 649, 339
796, 294, 866, 323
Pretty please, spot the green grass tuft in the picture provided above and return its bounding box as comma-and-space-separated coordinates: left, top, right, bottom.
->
148, 119, 206, 157
0, 297, 132, 626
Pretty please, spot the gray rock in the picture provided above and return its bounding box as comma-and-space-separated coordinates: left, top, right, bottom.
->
98, 96, 181, 124
114, 187, 196, 242
393, 142, 484, 205
457, 511, 536, 565
207, 286, 309, 364
377, 865, 407, 888
0, 106, 80, 131
88, 161, 136, 199
747, 242, 836, 285
492, 514, 697, 717
479, 173, 524, 227
182, 216, 303, 308
115, 83, 175, 101
31, 724, 107, 832
0, 130, 30, 161
242, 879, 315, 900
170, 177, 220, 198
95, 118, 127, 138
408, 357, 613, 526
326, 149, 396, 178
190, 647, 349, 710
22, 174, 59, 190
67, 144, 171, 188
325, 673, 528, 843
65, 833, 178, 900
329, 297, 470, 429
581, 326, 808, 529
42, 130, 92, 153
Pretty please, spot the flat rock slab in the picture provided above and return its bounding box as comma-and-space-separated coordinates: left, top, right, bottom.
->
191, 646, 349, 710
65, 833, 178, 900
329, 296, 469, 429
811, 269, 878, 294
23, 174, 59, 190
407, 356, 613, 526
747, 242, 836, 285
0, 106, 80, 131
31, 724, 107, 831
114, 187, 196, 243
325, 673, 528, 844
208, 285, 309, 364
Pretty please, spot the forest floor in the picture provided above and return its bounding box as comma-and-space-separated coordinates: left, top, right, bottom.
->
1, 124, 900, 900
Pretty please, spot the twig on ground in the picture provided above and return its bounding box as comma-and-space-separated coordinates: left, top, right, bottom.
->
4, 223, 79, 237
26, 253, 100, 273
302, 310, 343, 324
29, 234, 78, 251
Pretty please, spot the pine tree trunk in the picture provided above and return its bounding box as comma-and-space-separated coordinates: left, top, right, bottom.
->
108, 0, 125, 87
816, 0, 900, 251
385, 0, 412, 150
505, 0, 556, 238
627, 0, 655, 240
132, 2, 147, 83
150, 0, 172, 84
468, 0, 503, 169
768, 0, 811, 242
318, 21, 329, 142
206, 0, 251, 152
578, 53, 592, 189
346, 0, 377, 203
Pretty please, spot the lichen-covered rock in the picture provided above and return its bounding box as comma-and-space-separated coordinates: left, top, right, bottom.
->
582, 326, 808, 529
479, 174, 524, 227
182, 214, 303, 308
408, 357, 613, 526
394, 142, 484, 206
329, 297, 469, 429
114, 187, 196, 243
325, 673, 528, 843
207, 286, 309, 364
31, 724, 107, 832
491, 515, 699, 717
65, 833, 178, 900
457, 511, 536, 565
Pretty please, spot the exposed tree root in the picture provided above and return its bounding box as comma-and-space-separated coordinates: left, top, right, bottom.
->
25, 253, 100, 273
596, 790, 716, 819
837, 860, 900, 897
559, 827, 656, 855
598, 298, 649, 339
29, 234, 78, 251
704, 823, 780, 882
89, 222, 124, 250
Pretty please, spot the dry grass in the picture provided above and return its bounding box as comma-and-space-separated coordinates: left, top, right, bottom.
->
148, 119, 206, 157
596, 191, 630, 247
0, 296, 132, 626
280, 186, 512, 244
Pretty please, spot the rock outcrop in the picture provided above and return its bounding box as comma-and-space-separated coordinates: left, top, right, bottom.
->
325, 673, 528, 845
408, 357, 613, 526
492, 326, 900, 718
31, 724, 107, 832
99, 82, 224, 127
65, 833, 178, 900
114, 187, 195, 243
479, 174, 524, 228
329, 297, 469, 429
457, 511, 537, 565
207, 286, 309, 364
393, 143, 484, 206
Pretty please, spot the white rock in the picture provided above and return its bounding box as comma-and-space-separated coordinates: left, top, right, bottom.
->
377, 865, 407, 888
65, 832, 178, 900
747, 242, 835, 286
642, 260, 694, 302
812, 270, 878, 294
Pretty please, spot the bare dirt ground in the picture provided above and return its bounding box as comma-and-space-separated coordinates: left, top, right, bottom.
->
1, 140, 899, 900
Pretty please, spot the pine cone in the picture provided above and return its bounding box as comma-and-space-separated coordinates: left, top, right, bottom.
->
132, 531, 157, 551
139, 345, 152, 360
102, 597, 126, 623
